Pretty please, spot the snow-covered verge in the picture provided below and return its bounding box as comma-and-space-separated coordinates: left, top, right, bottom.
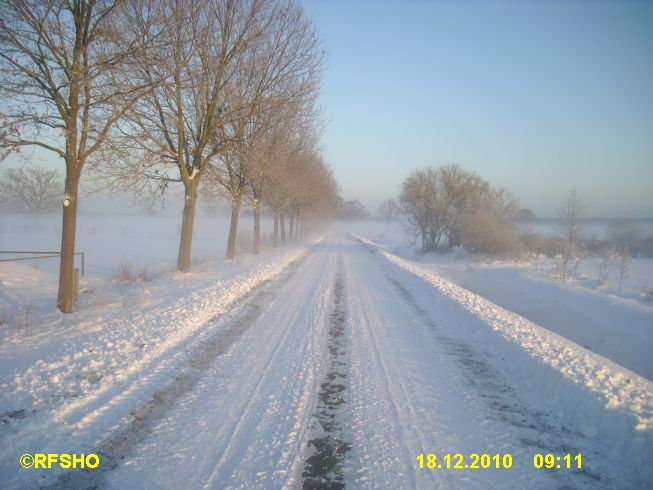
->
414, 256, 653, 380
0, 241, 313, 489
354, 234, 653, 484
350, 221, 653, 381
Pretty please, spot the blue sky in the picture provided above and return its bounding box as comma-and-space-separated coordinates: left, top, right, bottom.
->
302, 0, 653, 217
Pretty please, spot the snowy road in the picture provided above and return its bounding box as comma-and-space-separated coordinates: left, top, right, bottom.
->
8, 233, 652, 489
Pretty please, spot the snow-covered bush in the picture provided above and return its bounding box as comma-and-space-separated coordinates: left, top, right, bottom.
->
115, 262, 151, 284
519, 233, 560, 257
459, 206, 520, 257
399, 164, 518, 255
0, 304, 34, 329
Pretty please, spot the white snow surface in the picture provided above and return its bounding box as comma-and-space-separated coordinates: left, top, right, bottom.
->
1, 229, 652, 489
0, 241, 313, 489
355, 235, 653, 428
352, 221, 653, 381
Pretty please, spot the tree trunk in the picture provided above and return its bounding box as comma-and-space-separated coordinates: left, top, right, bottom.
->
56, 168, 81, 313
226, 195, 242, 260
289, 213, 294, 240
253, 199, 261, 255
177, 181, 198, 272
273, 212, 279, 247
296, 214, 300, 239
280, 212, 286, 242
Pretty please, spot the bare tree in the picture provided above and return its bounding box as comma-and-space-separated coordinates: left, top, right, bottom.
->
247, 128, 283, 254
399, 165, 517, 254
255, 131, 335, 248
259, 126, 315, 246
97, 0, 322, 266
378, 198, 398, 226
557, 189, 588, 280
617, 245, 630, 292
0, 165, 62, 214
246, 112, 302, 253
206, 2, 322, 260
597, 247, 613, 287
399, 168, 446, 251
285, 148, 334, 234
0, 0, 157, 312
338, 199, 368, 221
0, 115, 21, 162
263, 155, 293, 246
113, 0, 250, 271
97, 0, 224, 270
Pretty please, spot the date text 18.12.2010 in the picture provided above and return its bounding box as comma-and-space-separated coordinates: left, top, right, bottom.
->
416, 453, 513, 470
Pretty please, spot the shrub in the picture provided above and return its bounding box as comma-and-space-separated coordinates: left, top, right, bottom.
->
115, 262, 151, 283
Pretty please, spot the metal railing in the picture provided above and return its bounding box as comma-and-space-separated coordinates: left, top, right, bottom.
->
0, 251, 85, 276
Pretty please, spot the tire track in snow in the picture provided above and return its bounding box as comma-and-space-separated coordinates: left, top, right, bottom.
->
101, 238, 337, 489
46, 244, 319, 490
384, 276, 595, 486
301, 252, 352, 489
346, 262, 440, 488
200, 248, 330, 487
342, 243, 440, 489
357, 237, 606, 488
357, 235, 652, 488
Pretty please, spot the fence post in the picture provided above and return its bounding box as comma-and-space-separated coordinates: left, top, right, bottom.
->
73, 268, 80, 307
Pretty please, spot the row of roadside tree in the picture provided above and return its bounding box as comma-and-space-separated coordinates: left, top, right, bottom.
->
0, 0, 338, 312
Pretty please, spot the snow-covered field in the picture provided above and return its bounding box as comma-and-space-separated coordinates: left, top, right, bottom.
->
0, 210, 271, 280
0, 210, 276, 319
518, 218, 653, 241
1, 214, 652, 488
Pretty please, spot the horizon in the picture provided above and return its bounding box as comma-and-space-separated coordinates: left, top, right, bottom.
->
302, 0, 653, 218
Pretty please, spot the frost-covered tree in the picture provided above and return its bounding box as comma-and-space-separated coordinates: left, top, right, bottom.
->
399, 167, 447, 250
378, 198, 398, 226
399, 165, 517, 254
458, 187, 518, 255
557, 190, 588, 280
617, 245, 630, 292
98, 0, 323, 266
0, 165, 62, 214
515, 208, 537, 223
203, 2, 323, 260
338, 199, 369, 221
0, 0, 158, 312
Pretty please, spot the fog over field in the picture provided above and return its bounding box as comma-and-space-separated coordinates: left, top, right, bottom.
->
1, 1, 652, 489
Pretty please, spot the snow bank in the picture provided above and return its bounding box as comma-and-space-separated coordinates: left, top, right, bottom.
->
354, 234, 653, 481
0, 243, 311, 488
425, 259, 653, 380
357, 235, 653, 428
351, 221, 653, 380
